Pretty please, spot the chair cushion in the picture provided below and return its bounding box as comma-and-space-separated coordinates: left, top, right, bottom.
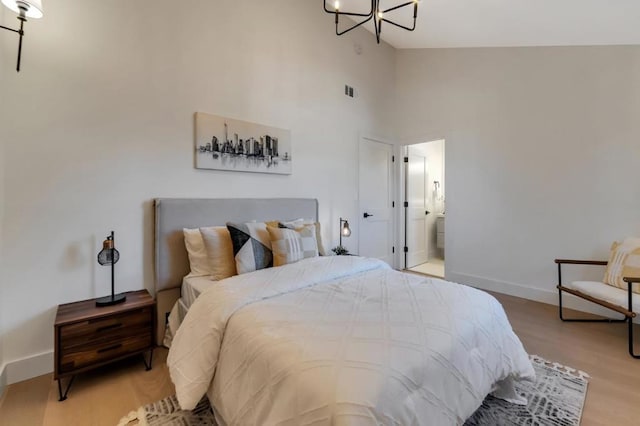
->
566, 281, 640, 313
603, 241, 640, 293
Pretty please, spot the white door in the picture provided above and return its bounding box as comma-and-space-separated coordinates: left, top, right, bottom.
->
358, 137, 394, 265
406, 146, 429, 268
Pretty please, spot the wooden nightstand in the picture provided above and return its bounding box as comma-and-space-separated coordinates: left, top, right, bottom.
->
54, 289, 156, 401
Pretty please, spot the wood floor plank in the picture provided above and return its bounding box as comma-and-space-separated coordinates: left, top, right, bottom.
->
0, 374, 50, 426
0, 293, 639, 425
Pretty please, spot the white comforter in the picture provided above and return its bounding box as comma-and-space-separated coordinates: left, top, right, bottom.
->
168, 256, 535, 425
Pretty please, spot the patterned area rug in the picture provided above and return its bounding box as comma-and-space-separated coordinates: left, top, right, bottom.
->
118, 355, 589, 426
464, 355, 589, 426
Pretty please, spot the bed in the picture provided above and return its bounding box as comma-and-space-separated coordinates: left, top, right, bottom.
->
154, 198, 535, 425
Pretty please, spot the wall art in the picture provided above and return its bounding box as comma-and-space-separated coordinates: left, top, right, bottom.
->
195, 112, 292, 175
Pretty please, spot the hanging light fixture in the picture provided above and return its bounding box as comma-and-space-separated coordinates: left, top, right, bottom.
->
323, 0, 419, 44
0, 0, 43, 72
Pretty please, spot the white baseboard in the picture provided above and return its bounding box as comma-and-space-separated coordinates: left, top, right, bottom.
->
4, 351, 53, 385
448, 271, 639, 323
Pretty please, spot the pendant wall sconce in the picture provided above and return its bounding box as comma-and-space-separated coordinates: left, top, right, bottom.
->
0, 0, 43, 72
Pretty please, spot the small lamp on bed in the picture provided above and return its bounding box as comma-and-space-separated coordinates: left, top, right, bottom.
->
332, 218, 351, 255
95, 231, 127, 307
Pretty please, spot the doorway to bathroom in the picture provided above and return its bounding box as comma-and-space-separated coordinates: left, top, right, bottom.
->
402, 139, 445, 278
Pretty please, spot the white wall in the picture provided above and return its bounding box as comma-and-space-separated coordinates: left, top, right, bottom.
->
0, 0, 396, 381
395, 46, 640, 303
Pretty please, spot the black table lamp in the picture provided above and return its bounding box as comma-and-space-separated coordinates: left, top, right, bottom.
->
96, 231, 126, 307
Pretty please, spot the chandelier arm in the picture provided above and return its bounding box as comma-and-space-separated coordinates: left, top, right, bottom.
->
331, 10, 373, 17
336, 14, 374, 36
382, 1, 417, 14
381, 17, 416, 32
323, 1, 372, 17
323, 0, 417, 44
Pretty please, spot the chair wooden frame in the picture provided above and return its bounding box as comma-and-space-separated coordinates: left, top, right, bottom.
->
555, 258, 640, 359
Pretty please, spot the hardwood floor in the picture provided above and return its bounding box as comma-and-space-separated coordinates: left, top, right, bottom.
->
1, 292, 639, 425
491, 292, 640, 426
0, 350, 174, 426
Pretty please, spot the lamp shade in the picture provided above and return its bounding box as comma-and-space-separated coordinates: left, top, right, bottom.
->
97, 236, 120, 265
2, 0, 43, 19
341, 220, 351, 237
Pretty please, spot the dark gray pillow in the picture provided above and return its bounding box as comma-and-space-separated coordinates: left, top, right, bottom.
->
226, 222, 273, 274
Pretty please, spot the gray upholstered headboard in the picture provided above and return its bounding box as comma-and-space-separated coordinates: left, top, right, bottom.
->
153, 197, 318, 344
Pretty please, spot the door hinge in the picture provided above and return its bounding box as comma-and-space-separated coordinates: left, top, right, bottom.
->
404, 246, 408, 253
404, 156, 408, 163
392, 246, 395, 253
392, 155, 395, 162
404, 201, 408, 208
392, 201, 395, 208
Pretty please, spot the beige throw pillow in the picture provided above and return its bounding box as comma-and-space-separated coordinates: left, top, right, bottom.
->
603, 241, 640, 294
183, 228, 212, 277
267, 225, 319, 267
199, 226, 237, 280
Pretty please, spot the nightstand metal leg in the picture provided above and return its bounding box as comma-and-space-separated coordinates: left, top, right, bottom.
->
57, 375, 75, 401
142, 348, 154, 371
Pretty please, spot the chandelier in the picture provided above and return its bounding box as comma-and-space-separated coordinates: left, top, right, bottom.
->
323, 0, 420, 44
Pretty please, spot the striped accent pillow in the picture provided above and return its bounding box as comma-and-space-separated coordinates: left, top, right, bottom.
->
267, 224, 319, 267
603, 241, 640, 293
226, 222, 273, 274
280, 221, 327, 256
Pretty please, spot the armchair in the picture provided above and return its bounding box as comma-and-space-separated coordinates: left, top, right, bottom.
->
555, 258, 639, 359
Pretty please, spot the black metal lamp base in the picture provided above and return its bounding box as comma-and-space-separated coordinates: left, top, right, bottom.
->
95, 293, 127, 307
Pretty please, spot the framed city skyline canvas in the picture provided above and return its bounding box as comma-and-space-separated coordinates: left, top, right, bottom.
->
195, 112, 292, 175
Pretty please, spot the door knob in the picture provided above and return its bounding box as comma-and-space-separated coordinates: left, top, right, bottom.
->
363, 212, 374, 218
426, 210, 430, 215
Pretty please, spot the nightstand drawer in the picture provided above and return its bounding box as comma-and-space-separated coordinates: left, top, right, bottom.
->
60, 307, 152, 346
60, 320, 152, 352
59, 331, 152, 374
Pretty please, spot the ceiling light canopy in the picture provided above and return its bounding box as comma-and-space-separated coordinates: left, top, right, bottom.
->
323, 0, 419, 44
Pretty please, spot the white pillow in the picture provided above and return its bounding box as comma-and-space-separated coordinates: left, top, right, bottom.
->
199, 227, 237, 280
183, 228, 211, 277
281, 218, 305, 228
621, 237, 640, 249
302, 219, 327, 256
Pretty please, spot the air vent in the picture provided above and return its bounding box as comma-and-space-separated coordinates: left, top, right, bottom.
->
344, 85, 354, 98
